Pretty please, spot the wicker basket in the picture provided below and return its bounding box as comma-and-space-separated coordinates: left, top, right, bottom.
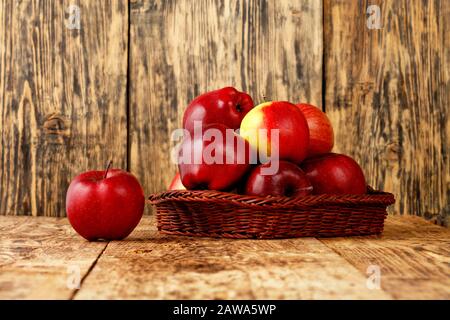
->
148, 187, 395, 239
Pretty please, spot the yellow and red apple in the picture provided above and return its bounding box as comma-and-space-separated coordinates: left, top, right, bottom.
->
239, 101, 310, 164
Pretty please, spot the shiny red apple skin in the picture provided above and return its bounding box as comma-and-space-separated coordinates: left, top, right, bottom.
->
244, 161, 312, 197
240, 101, 310, 164
66, 169, 145, 241
178, 123, 253, 191
183, 87, 254, 133
296, 103, 334, 158
301, 153, 367, 195
168, 172, 186, 190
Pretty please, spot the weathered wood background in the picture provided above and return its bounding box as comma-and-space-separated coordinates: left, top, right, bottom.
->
0, 0, 448, 224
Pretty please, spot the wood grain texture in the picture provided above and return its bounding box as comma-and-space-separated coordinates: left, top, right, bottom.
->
128, 0, 323, 197
0, 0, 448, 222
321, 216, 450, 299
0, 0, 129, 216
75, 215, 389, 299
1, 215, 448, 299
0, 216, 107, 299
324, 0, 450, 225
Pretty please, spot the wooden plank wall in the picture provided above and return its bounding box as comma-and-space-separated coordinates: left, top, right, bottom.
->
0, 0, 129, 217
324, 0, 449, 225
128, 0, 323, 210
0, 0, 448, 224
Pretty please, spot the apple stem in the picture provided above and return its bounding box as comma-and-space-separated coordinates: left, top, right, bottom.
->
103, 160, 113, 179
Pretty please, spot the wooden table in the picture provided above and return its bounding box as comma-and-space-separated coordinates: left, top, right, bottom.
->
0, 215, 448, 300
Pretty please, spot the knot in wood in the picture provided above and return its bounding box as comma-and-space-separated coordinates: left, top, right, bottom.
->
43, 114, 70, 137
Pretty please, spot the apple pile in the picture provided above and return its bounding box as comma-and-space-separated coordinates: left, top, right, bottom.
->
171, 87, 367, 197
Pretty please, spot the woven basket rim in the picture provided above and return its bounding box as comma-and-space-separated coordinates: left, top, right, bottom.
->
148, 187, 395, 208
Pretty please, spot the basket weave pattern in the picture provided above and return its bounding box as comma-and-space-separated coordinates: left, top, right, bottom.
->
148, 188, 395, 239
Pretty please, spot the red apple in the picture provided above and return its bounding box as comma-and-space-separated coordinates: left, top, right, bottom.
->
178, 123, 253, 191
168, 172, 186, 190
244, 161, 312, 197
296, 103, 334, 157
66, 166, 145, 241
301, 153, 367, 194
183, 87, 254, 133
239, 101, 310, 164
